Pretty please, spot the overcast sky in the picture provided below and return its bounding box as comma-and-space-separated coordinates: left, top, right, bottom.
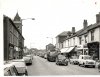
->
1, 0, 100, 49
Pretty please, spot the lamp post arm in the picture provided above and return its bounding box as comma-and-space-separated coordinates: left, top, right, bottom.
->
22, 18, 35, 20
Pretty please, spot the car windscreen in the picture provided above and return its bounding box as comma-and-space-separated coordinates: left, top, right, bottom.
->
84, 56, 92, 60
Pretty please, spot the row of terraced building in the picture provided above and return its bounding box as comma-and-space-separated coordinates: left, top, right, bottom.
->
56, 12, 100, 60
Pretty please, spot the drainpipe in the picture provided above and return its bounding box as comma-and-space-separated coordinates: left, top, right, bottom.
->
99, 27, 100, 60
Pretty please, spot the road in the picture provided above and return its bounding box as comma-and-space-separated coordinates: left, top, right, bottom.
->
27, 56, 100, 76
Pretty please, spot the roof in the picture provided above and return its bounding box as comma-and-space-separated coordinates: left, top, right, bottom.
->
87, 23, 100, 31
65, 29, 83, 40
77, 28, 88, 36
4, 15, 25, 40
56, 31, 71, 37
66, 22, 100, 39
14, 12, 21, 21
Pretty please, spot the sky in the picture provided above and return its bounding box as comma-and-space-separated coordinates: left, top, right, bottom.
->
1, 0, 100, 49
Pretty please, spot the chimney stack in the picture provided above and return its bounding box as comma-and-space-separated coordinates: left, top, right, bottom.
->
72, 27, 75, 34
83, 20, 88, 29
96, 12, 100, 23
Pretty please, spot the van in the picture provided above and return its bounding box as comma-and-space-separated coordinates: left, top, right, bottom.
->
78, 55, 96, 68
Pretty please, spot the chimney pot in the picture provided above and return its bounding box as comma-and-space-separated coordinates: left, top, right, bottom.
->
72, 27, 75, 34
83, 19, 88, 29
96, 13, 100, 23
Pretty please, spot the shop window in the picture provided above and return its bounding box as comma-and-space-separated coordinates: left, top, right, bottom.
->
68, 40, 69, 46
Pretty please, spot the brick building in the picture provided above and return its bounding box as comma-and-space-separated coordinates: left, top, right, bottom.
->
4, 13, 24, 61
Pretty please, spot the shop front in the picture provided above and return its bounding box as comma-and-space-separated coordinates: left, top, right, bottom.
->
75, 45, 88, 57
87, 41, 100, 60
9, 43, 14, 60
60, 46, 75, 58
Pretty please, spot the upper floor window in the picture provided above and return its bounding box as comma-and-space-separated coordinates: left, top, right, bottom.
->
73, 38, 75, 46
84, 35, 87, 43
62, 43, 63, 48
79, 37, 82, 45
91, 30, 94, 41
68, 40, 69, 46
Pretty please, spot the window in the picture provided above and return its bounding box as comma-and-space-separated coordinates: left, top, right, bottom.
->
68, 40, 69, 46
62, 43, 63, 48
79, 37, 82, 45
84, 35, 87, 43
91, 30, 94, 41
73, 38, 75, 46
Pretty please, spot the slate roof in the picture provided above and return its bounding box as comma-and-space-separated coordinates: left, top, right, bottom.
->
87, 23, 100, 31
56, 31, 72, 37
58, 22, 100, 41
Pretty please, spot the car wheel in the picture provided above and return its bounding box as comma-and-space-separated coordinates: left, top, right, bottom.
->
83, 63, 86, 67
31, 62, 32, 65
73, 61, 74, 64
25, 70, 28, 76
79, 63, 81, 66
65, 63, 68, 66
56, 62, 58, 65
84, 65, 87, 68
93, 65, 95, 68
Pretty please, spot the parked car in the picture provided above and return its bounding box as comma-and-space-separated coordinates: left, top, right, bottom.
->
70, 56, 79, 65
4, 63, 19, 76
78, 55, 96, 68
98, 61, 100, 72
56, 54, 68, 66
44, 54, 47, 59
23, 56, 32, 65
11, 59, 28, 76
26, 55, 33, 60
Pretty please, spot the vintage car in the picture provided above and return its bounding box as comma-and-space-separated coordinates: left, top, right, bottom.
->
11, 59, 28, 76
70, 56, 79, 65
44, 54, 47, 59
56, 54, 68, 66
23, 56, 32, 65
4, 63, 19, 76
78, 55, 96, 68
26, 55, 33, 60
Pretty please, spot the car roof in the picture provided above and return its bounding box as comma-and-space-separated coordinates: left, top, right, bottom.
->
12, 62, 25, 67
26, 55, 31, 56
11, 59, 24, 62
4, 63, 15, 70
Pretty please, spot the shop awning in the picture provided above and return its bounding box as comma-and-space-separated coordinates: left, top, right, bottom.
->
65, 47, 75, 53
60, 47, 69, 53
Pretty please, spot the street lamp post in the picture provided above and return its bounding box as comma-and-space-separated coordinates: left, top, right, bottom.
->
46, 37, 53, 44
21, 18, 35, 55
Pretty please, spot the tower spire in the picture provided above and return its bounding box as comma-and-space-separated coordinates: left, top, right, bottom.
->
14, 11, 21, 21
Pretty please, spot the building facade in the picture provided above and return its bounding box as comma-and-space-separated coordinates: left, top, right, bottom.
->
56, 12, 100, 60
4, 13, 24, 61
